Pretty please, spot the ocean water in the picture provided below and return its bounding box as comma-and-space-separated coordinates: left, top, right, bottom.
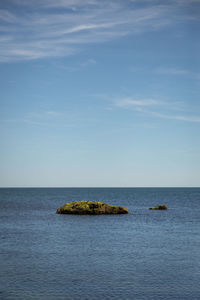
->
0, 188, 200, 300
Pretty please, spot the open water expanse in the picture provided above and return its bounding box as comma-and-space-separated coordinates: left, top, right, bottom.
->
0, 188, 200, 299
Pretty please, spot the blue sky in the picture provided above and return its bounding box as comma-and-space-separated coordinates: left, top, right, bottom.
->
0, 0, 200, 187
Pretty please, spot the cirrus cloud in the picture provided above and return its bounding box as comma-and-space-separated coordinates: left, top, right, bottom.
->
0, 0, 197, 62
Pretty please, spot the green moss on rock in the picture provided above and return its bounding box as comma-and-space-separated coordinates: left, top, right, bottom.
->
56, 201, 129, 215
149, 205, 168, 210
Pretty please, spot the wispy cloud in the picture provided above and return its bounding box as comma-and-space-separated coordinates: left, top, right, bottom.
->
149, 111, 200, 123
2, 110, 76, 128
0, 9, 17, 22
1, 109, 102, 128
52, 57, 96, 71
155, 67, 190, 76
0, 0, 195, 62
115, 98, 161, 108
107, 96, 200, 123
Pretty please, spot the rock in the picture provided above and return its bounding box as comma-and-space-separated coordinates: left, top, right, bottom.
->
56, 201, 129, 215
149, 205, 168, 210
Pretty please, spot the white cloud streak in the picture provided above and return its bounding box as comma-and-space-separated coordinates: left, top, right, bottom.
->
115, 98, 161, 108
149, 111, 200, 123
0, 0, 195, 62
111, 96, 200, 123
155, 68, 190, 76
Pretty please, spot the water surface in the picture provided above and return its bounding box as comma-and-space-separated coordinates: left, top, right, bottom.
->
0, 188, 200, 299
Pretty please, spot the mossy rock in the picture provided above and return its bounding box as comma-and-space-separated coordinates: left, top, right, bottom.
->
56, 201, 129, 215
149, 205, 168, 210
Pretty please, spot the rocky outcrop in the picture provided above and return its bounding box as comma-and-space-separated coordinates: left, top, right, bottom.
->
149, 205, 168, 210
56, 201, 129, 215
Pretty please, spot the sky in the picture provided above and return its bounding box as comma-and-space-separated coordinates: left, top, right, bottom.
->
0, 0, 200, 187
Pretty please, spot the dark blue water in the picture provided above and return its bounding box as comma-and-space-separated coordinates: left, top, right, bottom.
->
0, 188, 200, 300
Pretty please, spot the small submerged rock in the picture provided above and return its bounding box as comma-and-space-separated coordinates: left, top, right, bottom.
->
149, 205, 168, 210
56, 201, 129, 215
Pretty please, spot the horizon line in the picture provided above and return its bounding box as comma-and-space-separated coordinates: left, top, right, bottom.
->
0, 186, 199, 189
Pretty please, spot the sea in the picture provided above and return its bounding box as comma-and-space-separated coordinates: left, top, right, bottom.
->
0, 188, 200, 300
